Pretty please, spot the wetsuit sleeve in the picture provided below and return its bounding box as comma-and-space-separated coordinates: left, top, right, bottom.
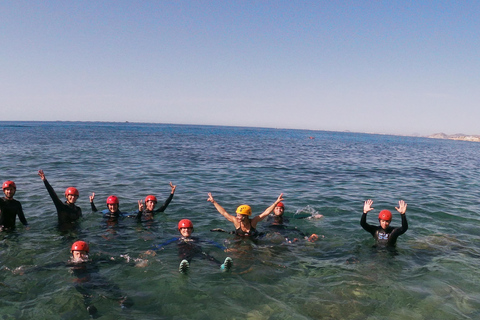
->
360, 213, 377, 236
135, 210, 142, 220
389, 214, 408, 242
152, 237, 179, 250
17, 202, 28, 226
154, 193, 174, 213
91, 201, 98, 212
43, 179, 64, 210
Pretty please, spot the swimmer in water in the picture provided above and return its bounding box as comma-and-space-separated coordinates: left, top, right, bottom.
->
361, 199, 408, 247
266, 202, 319, 243
68, 240, 133, 316
90, 194, 125, 220
0, 180, 28, 231
12, 241, 132, 317
136, 182, 177, 221
207, 193, 284, 238
38, 170, 82, 229
153, 219, 232, 274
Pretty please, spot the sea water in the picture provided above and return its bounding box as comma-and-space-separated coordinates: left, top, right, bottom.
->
0, 121, 479, 319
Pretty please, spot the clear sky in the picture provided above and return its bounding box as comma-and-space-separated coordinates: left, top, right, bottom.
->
1, 1, 479, 135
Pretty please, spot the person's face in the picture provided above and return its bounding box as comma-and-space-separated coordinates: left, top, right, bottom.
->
72, 250, 88, 262
145, 200, 156, 211
236, 214, 248, 223
66, 194, 78, 204
107, 203, 119, 213
379, 219, 391, 230
179, 227, 193, 238
3, 187, 15, 199
274, 206, 284, 216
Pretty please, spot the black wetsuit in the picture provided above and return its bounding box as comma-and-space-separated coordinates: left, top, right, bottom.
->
264, 215, 310, 243
266, 215, 290, 225
136, 193, 174, 222
360, 213, 408, 247
34, 258, 131, 316
42, 179, 82, 227
235, 225, 259, 238
155, 236, 222, 265
0, 197, 28, 230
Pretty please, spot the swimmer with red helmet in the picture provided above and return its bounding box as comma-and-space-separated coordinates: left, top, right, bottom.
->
70, 240, 90, 263
153, 219, 232, 273
0, 180, 28, 230
207, 192, 284, 238
38, 170, 82, 228
361, 199, 408, 247
136, 182, 176, 221
266, 202, 319, 243
90, 194, 124, 219
68, 240, 132, 315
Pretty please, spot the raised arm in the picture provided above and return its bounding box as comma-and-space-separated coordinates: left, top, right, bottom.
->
207, 193, 235, 223
38, 169, 63, 208
361, 199, 376, 234
252, 193, 284, 225
90, 193, 98, 212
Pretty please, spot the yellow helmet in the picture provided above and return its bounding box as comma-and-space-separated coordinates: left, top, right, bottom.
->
236, 205, 252, 216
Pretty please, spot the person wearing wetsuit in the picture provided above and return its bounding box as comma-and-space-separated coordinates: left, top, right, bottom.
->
38, 170, 82, 229
90, 194, 124, 220
136, 182, 176, 222
266, 202, 289, 225
0, 181, 28, 230
265, 202, 318, 243
361, 199, 408, 247
207, 192, 284, 239
153, 219, 232, 273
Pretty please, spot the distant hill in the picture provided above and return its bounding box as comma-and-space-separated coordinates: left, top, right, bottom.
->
428, 133, 480, 142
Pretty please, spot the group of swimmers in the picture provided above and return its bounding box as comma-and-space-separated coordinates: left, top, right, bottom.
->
1, 172, 409, 316
2, 171, 410, 264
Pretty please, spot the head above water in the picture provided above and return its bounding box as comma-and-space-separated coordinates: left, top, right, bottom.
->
2, 180, 16, 199
178, 219, 194, 237
236, 205, 252, 216
274, 202, 285, 216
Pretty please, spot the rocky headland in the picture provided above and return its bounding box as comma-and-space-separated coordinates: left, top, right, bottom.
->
428, 133, 480, 142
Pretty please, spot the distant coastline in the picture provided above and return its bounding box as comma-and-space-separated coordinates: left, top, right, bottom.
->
428, 133, 480, 142
1, 120, 479, 142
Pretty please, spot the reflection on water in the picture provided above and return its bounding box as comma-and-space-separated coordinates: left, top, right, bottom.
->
1, 121, 480, 319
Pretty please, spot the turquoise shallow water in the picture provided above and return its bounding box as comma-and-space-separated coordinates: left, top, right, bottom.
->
1, 121, 480, 319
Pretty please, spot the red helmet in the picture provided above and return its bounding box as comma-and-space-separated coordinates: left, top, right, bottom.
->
178, 219, 194, 230
378, 210, 392, 221
65, 187, 79, 197
71, 240, 89, 253
106, 195, 119, 204
145, 195, 157, 203
276, 202, 284, 208
2, 180, 16, 190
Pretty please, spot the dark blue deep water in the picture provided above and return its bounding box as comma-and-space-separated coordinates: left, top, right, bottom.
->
1, 121, 480, 319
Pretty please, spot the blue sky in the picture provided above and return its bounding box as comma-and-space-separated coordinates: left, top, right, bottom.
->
1, 1, 479, 135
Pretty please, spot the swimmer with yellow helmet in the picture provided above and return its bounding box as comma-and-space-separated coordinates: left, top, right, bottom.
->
207, 192, 284, 237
